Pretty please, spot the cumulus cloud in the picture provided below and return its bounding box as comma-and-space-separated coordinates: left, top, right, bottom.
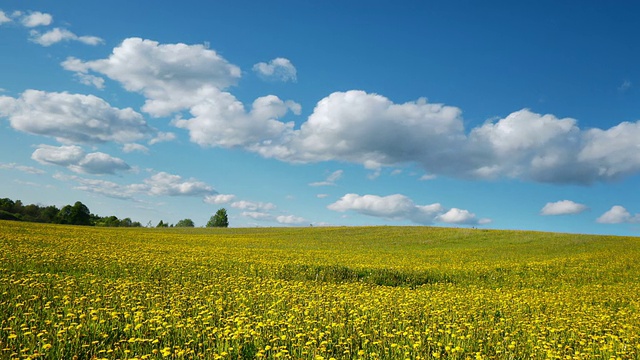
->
56, 170, 216, 199
143, 172, 213, 196
240, 211, 306, 225
0, 162, 45, 174
69, 152, 130, 175
62, 38, 242, 116
122, 143, 149, 153
148, 132, 176, 145
282, 97, 640, 184
282, 91, 466, 171
252, 57, 297, 82
21, 11, 52, 27
241, 211, 272, 221
29, 28, 103, 46
309, 170, 343, 186
54, 173, 136, 200
63, 38, 301, 151
174, 94, 298, 149
436, 208, 489, 225
31, 145, 130, 175
540, 200, 588, 216
276, 215, 306, 225
231, 200, 276, 211
59, 39, 640, 185
0, 90, 153, 144
204, 194, 236, 204
31, 145, 85, 167
327, 193, 489, 225
597, 206, 640, 224
577, 121, 640, 181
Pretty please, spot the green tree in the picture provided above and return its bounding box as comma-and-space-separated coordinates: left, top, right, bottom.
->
71, 201, 92, 225
175, 218, 195, 227
57, 201, 91, 225
207, 208, 229, 228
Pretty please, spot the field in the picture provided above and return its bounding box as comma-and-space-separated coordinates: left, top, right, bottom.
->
1, 221, 640, 359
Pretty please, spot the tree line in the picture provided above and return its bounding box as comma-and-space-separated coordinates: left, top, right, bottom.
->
0, 197, 143, 227
0, 197, 229, 228
155, 208, 229, 228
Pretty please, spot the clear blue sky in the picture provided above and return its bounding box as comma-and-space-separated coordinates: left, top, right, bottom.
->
1, 1, 639, 234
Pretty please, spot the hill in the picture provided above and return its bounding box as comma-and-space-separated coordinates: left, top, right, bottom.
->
1, 221, 639, 359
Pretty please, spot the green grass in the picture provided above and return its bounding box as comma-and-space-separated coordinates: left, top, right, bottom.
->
1, 221, 640, 359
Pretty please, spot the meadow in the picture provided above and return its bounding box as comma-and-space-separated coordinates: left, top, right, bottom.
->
1, 220, 639, 359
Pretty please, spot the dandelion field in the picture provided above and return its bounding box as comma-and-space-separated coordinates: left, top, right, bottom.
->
1, 221, 639, 359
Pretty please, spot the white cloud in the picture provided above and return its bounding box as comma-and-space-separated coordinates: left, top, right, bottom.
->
467, 109, 583, 182
55, 170, 216, 199
31, 145, 130, 175
204, 194, 236, 204
316, 194, 329, 199
252, 57, 297, 82
309, 170, 343, 186
64, 39, 300, 151
54, 173, 136, 200
21, 11, 52, 27
69, 152, 130, 175
327, 193, 488, 225
122, 143, 149, 153
0, 90, 153, 144
62, 38, 242, 116
0, 11, 11, 24
31, 145, 85, 166
231, 200, 276, 211
144, 172, 213, 196
578, 121, 640, 181
29, 27, 103, 46
241, 211, 272, 220
436, 208, 489, 225
58, 40, 640, 185
0, 162, 45, 174
281, 91, 465, 171
540, 200, 588, 216
597, 206, 640, 224
174, 94, 298, 149
74, 73, 105, 89
276, 215, 306, 225
148, 132, 176, 145
239, 210, 305, 225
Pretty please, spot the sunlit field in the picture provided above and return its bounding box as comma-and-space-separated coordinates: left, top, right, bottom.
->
1, 221, 639, 359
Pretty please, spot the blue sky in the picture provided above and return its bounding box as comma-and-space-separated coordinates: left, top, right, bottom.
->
1, 1, 639, 234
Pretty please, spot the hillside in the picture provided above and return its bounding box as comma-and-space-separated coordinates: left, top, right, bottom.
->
1, 221, 639, 359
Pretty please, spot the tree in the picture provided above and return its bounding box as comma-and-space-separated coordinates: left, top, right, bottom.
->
175, 218, 195, 227
207, 208, 229, 228
71, 201, 92, 225
56, 201, 91, 225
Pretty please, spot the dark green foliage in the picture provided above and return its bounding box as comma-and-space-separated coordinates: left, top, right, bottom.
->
175, 218, 195, 227
273, 264, 452, 288
207, 208, 229, 228
0, 210, 20, 221
0, 196, 142, 227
